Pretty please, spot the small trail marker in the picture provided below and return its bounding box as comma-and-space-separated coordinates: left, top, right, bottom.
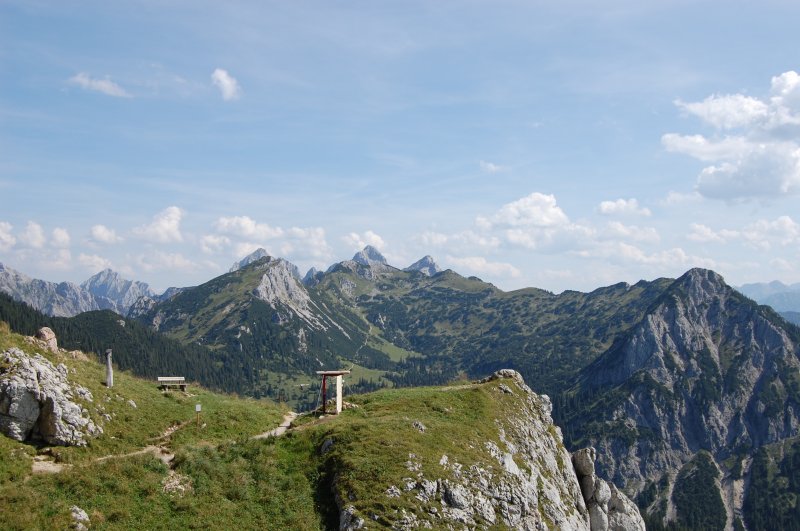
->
105, 349, 113, 388
195, 403, 201, 427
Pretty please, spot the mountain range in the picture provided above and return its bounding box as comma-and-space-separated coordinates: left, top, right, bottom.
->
1, 248, 799, 528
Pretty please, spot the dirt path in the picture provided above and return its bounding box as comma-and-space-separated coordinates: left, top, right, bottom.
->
30, 412, 296, 476
253, 411, 297, 439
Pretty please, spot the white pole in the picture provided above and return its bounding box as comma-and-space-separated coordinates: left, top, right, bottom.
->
335, 375, 343, 414
106, 349, 113, 388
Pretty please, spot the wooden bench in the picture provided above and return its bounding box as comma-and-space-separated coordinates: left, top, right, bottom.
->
157, 376, 187, 392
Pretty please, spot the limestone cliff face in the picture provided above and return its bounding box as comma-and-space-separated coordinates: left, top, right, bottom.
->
335, 370, 645, 531
565, 268, 800, 526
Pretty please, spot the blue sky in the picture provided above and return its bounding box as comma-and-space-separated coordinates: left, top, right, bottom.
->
2, 0, 799, 293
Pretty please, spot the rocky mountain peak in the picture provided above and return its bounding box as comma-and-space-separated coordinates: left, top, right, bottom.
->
81, 268, 154, 315
404, 255, 442, 276
352, 245, 387, 267
229, 248, 272, 273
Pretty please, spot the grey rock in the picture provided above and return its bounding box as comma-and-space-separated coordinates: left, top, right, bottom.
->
404, 256, 441, 277
412, 420, 426, 433
0, 347, 101, 446
352, 245, 388, 267
35, 327, 58, 353
81, 268, 155, 315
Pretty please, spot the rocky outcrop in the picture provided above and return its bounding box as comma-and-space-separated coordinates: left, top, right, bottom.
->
404, 255, 442, 277
336, 370, 644, 530
0, 347, 101, 446
573, 447, 646, 531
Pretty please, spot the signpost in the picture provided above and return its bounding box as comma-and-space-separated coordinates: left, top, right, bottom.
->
315, 370, 351, 415
195, 403, 201, 427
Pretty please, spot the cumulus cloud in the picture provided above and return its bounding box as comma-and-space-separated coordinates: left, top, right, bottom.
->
19, 221, 46, 248
51, 227, 70, 248
344, 230, 385, 250
479, 160, 508, 173
211, 68, 241, 101
446, 255, 521, 278
135, 251, 196, 272
90, 224, 122, 244
49, 249, 72, 270
79, 253, 113, 271
0, 221, 16, 251
69, 72, 131, 97
664, 70, 800, 200
200, 234, 231, 254
478, 192, 569, 228
602, 222, 659, 243
597, 198, 651, 216
215, 216, 283, 240
685, 216, 799, 250
133, 206, 184, 243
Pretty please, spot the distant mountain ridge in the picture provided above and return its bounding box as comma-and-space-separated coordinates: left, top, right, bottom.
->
737, 280, 800, 312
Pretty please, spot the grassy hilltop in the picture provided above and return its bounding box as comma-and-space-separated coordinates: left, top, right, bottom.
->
0, 323, 583, 530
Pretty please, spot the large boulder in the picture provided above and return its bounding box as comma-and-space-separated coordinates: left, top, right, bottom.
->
35, 327, 58, 353
0, 347, 101, 446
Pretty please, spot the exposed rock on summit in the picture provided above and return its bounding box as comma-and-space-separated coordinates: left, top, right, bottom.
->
404, 255, 442, 277
351, 245, 388, 267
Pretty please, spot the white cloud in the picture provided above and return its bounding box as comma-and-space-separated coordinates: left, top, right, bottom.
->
740, 215, 800, 250
79, 253, 113, 271
90, 224, 122, 244
676, 94, 768, 129
51, 227, 70, 248
664, 71, 800, 200
211, 68, 242, 101
685, 216, 799, 250
45, 249, 72, 271
446, 255, 521, 278
69, 72, 131, 98
135, 251, 196, 272
133, 206, 184, 243
662, 190, 703, 205
200, 234, 231, 254
0, 221, 16, 251
687, 223, 727, 243
480, 192, 569, 228
602, 222, 659, 243
20, 221, 46, 248
215, 216, 283, 240
479, 160, 508, 173
344, 230, 385, 250
597, 198, 651, 216
770, 257, 794, 272
579, 242, 716, 270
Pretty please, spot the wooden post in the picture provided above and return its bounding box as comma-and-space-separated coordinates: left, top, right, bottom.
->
196, 403, 201, 427
105, 349, 113, 388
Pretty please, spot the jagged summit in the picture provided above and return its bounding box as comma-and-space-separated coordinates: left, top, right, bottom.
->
352, 245, 387, 267
229, 248, 271, 273
404, 255, 441, 276
81, 268, 155, 315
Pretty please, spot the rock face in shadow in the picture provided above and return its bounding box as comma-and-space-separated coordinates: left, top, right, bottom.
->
0, 347, 101, 446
